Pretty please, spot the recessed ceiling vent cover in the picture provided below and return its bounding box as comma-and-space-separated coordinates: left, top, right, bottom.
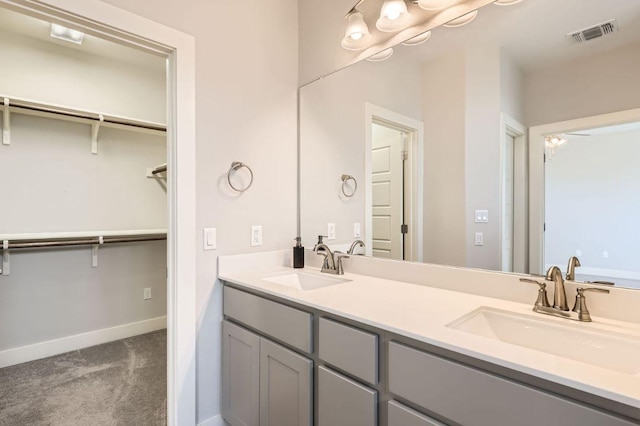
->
567, 19, 618, 44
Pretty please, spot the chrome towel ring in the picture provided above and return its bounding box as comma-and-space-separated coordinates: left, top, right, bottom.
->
341, 174, 357, 197
227, 161, 254, 192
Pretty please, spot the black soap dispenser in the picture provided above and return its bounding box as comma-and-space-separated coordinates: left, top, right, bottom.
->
293, 237, 304, 268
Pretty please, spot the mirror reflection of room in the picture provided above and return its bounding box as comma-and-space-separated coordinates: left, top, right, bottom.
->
299, 0, 640, 288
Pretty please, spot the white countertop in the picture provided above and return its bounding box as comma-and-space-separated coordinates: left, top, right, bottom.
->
219, 265, 640, 411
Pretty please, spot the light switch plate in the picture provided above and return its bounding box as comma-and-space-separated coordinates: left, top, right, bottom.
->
354, 223, 361, 238
475, 232, 484, 246
143, 288, 152, 300
251, 225, 262, 247
603, 251, 609, 258
203, 228, 217, 251
474, 210, 489, 223
327, 223, 336, 240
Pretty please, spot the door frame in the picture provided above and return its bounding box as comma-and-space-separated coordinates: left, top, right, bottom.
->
0, 1, 197, 424
499, 113, 527, 273
364, 103, 424, 262
529, 107, 640, 275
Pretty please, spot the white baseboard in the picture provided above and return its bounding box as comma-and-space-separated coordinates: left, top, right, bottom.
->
0, 316, 167, 368
198, 415, 227, 426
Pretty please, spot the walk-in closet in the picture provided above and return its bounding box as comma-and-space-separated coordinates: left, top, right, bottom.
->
0, 6, 168, 425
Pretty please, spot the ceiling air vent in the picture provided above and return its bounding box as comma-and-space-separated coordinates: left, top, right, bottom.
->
567, 19, 618, 44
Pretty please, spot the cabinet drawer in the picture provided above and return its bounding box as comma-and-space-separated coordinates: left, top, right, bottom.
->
388, 400, 446, 426
389, 342, 636, 426
319, 317, 378, 384
224, 286, 313, 353
318, 366, 377, 426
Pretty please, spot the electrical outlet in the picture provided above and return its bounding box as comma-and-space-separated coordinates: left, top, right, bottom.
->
354, 223, 361, 238
327, 223, 336, 240
251, 226, 262, 247
603, 251, 609, 258
576, 249, 582, 256
475, 232, 484, 246
143, 288, 152, 300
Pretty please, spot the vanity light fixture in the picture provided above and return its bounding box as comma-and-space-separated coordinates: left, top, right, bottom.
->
416, 0, 455, 11
50, 23, 84, 45
443, 10, 478, 27
342, 9, 371, 50
366, 48, 394, 62
493, 0, 524, 5
376, 0, 412, 32
401, 30, 432, 46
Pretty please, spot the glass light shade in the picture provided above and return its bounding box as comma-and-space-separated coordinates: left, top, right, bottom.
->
417, 0, 455, 11
366, 48, 394, 62
443, 10, 478, 27
376, 0, 412, 32
341, 11, 371, 50
401, 31, 432, 46
50, 23, 84, 44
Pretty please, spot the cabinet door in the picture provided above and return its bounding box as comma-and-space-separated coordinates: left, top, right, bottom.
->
260, 338, 313, 426
388, 400, 446, 426
222, 320, 260, 426
318, 366, 377, 426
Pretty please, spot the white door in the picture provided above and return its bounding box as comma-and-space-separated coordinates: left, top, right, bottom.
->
371, 123, 404, 259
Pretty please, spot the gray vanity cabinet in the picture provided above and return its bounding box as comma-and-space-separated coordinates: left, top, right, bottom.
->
260, 338, 313, 426
317, 366, 377, 426
388, 341, 637, 426
221, 320, 260, 426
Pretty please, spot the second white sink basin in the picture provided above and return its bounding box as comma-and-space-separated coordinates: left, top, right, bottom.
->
447, 307, 640, 376
262, 271, 351, 291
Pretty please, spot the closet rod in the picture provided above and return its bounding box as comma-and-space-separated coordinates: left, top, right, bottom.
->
3, 234, 167, 250
0, 98, 166, 132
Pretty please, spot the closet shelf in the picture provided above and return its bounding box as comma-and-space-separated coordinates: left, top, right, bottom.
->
0, 94, 166, 150
0, 229, 167, 275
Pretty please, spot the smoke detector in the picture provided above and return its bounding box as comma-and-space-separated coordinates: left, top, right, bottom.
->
567, 19, 618, 44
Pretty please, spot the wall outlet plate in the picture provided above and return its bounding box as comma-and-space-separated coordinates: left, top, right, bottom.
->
251, 225, 262, 247
475, 232, 484, 246
327, 223, 336, 240
144, 288, 152, 300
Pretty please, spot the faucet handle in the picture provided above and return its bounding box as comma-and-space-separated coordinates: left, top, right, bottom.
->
572, 287, 610, 322
520, 278, 551, 308
335, 253, 350, 275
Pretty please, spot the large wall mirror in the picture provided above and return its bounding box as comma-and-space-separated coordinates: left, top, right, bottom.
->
299, 0, 640, 289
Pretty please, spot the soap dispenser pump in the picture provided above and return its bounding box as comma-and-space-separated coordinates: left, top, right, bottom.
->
293, 237, 304, 268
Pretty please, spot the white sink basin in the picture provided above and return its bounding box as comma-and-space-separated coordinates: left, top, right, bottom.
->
447, 307, 640, 375
261, 271, 351, 291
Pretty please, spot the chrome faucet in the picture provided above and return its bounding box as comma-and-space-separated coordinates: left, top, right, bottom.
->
314, 243, 349, 275
566, 256, 581, 281
545, 266, 568, 311
347, 240, 365, 255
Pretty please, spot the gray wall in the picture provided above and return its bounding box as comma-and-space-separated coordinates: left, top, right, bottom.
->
0, 26, 167, 351
99, 0, 299, 423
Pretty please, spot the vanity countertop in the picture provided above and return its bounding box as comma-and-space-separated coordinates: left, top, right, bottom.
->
219, 264, 640, 411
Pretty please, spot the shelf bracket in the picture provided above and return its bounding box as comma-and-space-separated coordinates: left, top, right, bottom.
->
2, 240, 9, 276
91, 115, 104, 154
92, 236, 104, 268
2, 98, 10, 145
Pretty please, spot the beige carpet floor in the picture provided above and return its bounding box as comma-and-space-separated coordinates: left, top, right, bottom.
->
0, 329, 167, 426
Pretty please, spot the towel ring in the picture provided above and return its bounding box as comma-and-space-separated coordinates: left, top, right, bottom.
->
227, 161, 254, 192
341, 174, 357, 198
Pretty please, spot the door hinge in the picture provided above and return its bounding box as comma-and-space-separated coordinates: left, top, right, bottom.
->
401, 224, 408, 234
401, 151, 408, 161
543, 153, 546, 163
544, 222, 546, 232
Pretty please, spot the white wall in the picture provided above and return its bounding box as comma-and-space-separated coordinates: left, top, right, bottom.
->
300, 56, 423, 249
545, 129, 640, 273
0, 28, 166, 123
525, 42, 640, 127
0, 24, 167, 352
98, 0, 299, 423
